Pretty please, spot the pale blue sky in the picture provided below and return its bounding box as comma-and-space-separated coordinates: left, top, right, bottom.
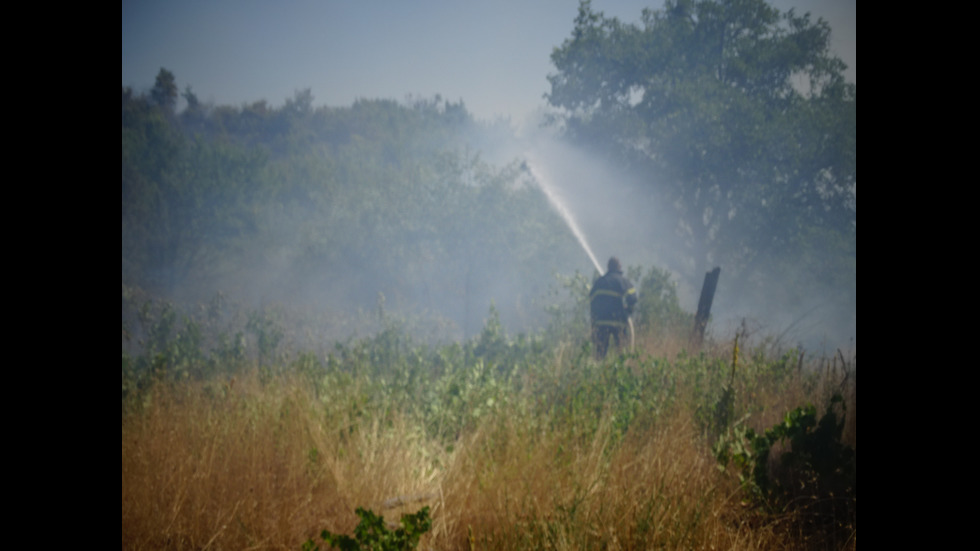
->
121, 0, 855, 125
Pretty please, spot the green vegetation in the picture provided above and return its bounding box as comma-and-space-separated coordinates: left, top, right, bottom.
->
714, 393, 855, 531
303, 507, 431, 551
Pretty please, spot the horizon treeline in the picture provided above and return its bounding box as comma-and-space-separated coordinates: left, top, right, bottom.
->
123, 71, 587, 343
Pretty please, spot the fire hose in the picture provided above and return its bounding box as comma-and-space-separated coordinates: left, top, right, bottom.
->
628, 317, 635, 353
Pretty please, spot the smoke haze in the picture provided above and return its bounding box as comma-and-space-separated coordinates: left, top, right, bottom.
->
122, 1, 855, 355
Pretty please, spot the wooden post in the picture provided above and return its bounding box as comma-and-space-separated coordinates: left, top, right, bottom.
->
692, 267, 721, 346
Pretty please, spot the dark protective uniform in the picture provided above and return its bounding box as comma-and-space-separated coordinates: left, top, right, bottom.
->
589, 268, 638, 359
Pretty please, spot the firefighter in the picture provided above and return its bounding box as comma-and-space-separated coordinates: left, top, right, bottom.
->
589, 257, 637, 359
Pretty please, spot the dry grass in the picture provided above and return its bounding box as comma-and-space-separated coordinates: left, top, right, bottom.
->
122, 337, 854, 550
122, 376, 443, 550
633, 329, 692, 361
438, 407, 800, 550
123, 377, 337, 549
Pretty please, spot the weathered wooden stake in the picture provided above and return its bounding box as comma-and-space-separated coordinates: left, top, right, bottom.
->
692, 266, 721, 346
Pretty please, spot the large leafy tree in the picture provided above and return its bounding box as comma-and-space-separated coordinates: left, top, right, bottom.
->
547, 0, 855, 287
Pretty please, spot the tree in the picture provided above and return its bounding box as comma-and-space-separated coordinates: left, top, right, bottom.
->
123, 73, 268, 295
151, 67, 178, 113
547, 0, 855, 286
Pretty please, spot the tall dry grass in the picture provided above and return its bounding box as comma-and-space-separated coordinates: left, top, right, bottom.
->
438, 406, 799, 550
122, 335, 854, 550
123, 377, 334, 549
122, 375, 444, 550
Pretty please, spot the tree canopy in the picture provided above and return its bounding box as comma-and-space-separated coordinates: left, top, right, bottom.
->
547, 0, 855, 290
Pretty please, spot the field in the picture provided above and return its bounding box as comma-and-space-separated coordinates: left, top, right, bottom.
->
122, 300, 855, 550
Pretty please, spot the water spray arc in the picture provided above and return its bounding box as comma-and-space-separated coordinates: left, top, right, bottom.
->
522, 159, 602, 274
523, 156, 634, 352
